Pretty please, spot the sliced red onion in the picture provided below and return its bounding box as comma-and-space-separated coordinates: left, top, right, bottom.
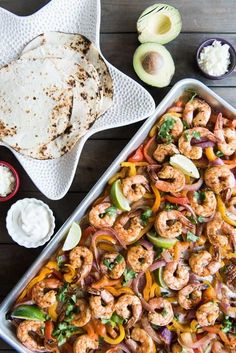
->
143, 136, 157, 164
139, 239, 153, 250
107, 227, 127, 249
125, 339, 138, 352
183, 177, 203, 191
13, 300, 34, 308
158, 327, 173, 345
132, 272, 154, 312
182, 203, 197, 220
162, 250, 173, 263
149, 259, 166, 272
101, 289, 114, 303
210, 158, 224, 166
193, 141, 215, 148
117, 343, 132, 353
141, 317, 162, 344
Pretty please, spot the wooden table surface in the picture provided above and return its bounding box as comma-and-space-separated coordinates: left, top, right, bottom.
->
0, 0, 236, 351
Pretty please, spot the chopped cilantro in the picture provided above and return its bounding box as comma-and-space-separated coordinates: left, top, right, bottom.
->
187, 231, 199, 242
122, 268, 137, 286
215, 150, 224, 158
194, 191, 206, 203
186, 89, 198, 102
183, 121, 190, 130
103, 254, 124, 271
158, 116, 175, 143
222, 316, 233, 333
53, 322, 79, 346
174, 313, 180, 321
164, 202, 179, 210
197, 216, 205, 223
192, 131, 201, 140
101, 313, 124, 328
103, 206, 117, 217
103, 258, 112, 270
162, 308, 168, 317
141, 208, 153, 225
57, 255, 66, 268
184, 131, 191, 142
57, 283, 69, 302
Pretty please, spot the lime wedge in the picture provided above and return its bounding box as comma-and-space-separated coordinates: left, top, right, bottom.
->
11, 305, 46, 321
147, 232, 177, 249
110, 179, 131, 211
155, 267, 168, 289
170, 154, 200, 179
62, 222, 82, 251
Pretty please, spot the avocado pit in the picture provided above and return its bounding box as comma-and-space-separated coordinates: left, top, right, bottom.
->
142, 51, 164, 75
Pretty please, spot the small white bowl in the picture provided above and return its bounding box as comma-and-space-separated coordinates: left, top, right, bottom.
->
6, 198, 55, 248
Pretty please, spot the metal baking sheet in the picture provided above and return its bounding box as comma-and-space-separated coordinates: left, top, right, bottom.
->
1, 78, 235, 352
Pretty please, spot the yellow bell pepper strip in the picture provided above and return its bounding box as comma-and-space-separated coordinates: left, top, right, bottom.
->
168, 319, 193, 333
105, 286, 134, 296
98, 243, 115, 252
205, 147, 218, 161
149, 282, 161, 298
190, 320, 199, 333
121, 162, 149, 177
143, 192, 155, 199
48, 302, 58, 321
63, 264, 76, 283
143, 271, 153, 301
151, 184, 161, 213
103, 324, 125, 344
91, 276, 121, 290
217, 194, 236, 226
108, 168, 127, 185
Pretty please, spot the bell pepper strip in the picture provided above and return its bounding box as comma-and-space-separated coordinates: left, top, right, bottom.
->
205, 147, 218, 161
143, 136, 157, 164
91, 276, 121, 290
143, 270, 153, 301
98, 243, 116, 252
168, 319, 193, 333
149, 282, 161, 298
128, 145, 144, 162
202, 325, 231, 345
84, 322, 99, 340
144, 192, 155, 199
222, 159, 236, 165
45, 320, 54, 343
202, 285, 217, 302
165, 195, 189, 206
224, 162, 236, 169
92, 319, 106, 337
63, 264, 76, 283
103, 324, 125, 344
217, 194, 236, 226
108, 168, 127, 185
174, 241, 190, 261
45, 261, 59, 270
48, 302, 58, 322
190, 320, 199, 333
121, 162, 136, 176
151, 184, 161, 213
105, 286, 134, 296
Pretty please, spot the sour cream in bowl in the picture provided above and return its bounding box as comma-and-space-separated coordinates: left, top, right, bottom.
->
0, 161, 20, 202
6, 198, 55, 248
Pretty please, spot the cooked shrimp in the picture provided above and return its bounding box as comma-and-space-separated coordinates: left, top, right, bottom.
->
73, 334, 98, 353
131, 327, 155, 353
154, 165, 185, 193
183, 98, 211, 127
212, 341, 231, 353
178, 127, 216, 160
89, 202, 117, 228
196, 301, 219, 326
188, 190, 217, 218
206, 212, 236, 247
204, 166, 235, 194
157, 113, 184, 141
100, 252, 126, 279
32, 278, 62, 309
89, 290, 114, 319
227, 196, 236, 215
147, 298, 174, 326
17, 320, 45, 351
114, 213, 143, 244
178, 283, 203, 310
214, 113, 236, 156
163, 261, 189, 290
121, 175, 148, 203
189, 248, 221, 277
69, 246, 93, 281
127, 245, 154, 272
115, 294, 142, 328
71, 298, 91, 327
153, 143, 179, 163
223, 262, 236, 293
155, 210, 193, 239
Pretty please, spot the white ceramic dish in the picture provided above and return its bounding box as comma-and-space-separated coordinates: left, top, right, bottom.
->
0, 78, 235, 352
0, 0, 155, 200
6, 198, 55, 248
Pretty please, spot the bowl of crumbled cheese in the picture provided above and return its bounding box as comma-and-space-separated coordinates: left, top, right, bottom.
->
0, 161, 20, 202
196, 38, 236, 79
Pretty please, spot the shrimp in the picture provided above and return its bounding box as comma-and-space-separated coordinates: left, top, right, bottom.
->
31, 278, 62, 309
204, 166, 235, 194
127, 245, 154, 272
89, 290, 114, 319
196, 301, 219, 326
214, 113, 236, 156
115, 294, 142, 328
157, 113, 184, 141
17, 320, 45, 351
154, 165, 186, 193
121, 175, 148, 203
183, 98, 211, 127
189, 248, 221, 277
178, 127, 216, 160
171, 343, 193, 353
188, 190, 217, 218
114, 213, 143, 244
147, 298, 174, 326
89, 202, 117, 228
212, 341, 231, 353
155, 210, 194, 239
153, 143, 179, 163
178, 283, 204, 310
131, 327, 155, 353
223, 262, 236, 292
100, 252, 126, 279
73, 334, 98, 353
206, 212, 236, 247
71, 298, 91, 327
227, 196, 236, 215
69, 246, 93, 281
163, 261, 189, 290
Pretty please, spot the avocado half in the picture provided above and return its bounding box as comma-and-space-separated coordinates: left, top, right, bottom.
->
133, 42, 175, 87
137, 4, 182, 45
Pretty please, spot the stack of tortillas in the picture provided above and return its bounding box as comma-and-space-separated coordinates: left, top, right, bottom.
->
0, 32, 113, 159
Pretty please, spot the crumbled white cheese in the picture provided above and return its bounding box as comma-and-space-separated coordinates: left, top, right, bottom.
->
198, 40, 231, 76
0, 165, 15, 197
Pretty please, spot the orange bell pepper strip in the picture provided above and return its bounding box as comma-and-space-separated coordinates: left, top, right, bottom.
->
92, 319, 106, 337
103, 324, 125, 344
151, 184, 161, 213
165, 195, 189, 206
205, 147, 218, 161
174, 241, 190, 261
84, 322, 98, 340
91, 276, 121, 290
217, 194, 236, 226
45, 320, 54, 342
63, 264, 76, 283
143, 270, 153, 301
128, 145, 144, 162
105, 286, 134, 296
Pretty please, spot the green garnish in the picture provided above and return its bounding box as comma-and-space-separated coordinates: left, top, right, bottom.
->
183, 121, 189, 130
102, 206, 117, 217
122, 268, 137, 286
197, 216, 205, 223
103, 254, 124, 271
141, 208, 153, 225
162, 308, 168, 317
161, 291, 169, 297
186, 231, 199, 242
184, 131, 191, 142
186, 89, 197, 102
215, 150, 224, 158
57, 283, 69, 303
192, 131, 201, 140
158, 116, 175, 143
57, 255, 66, 268
194, 191, 206, 203
164, 202, 179, 211
53, 322, 80, 346
222, 316, 233, 333
101, 313, 124, 328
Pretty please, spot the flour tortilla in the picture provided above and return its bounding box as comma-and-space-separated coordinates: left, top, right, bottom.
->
21, 32, 113, 114
0, 57, 73, 151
